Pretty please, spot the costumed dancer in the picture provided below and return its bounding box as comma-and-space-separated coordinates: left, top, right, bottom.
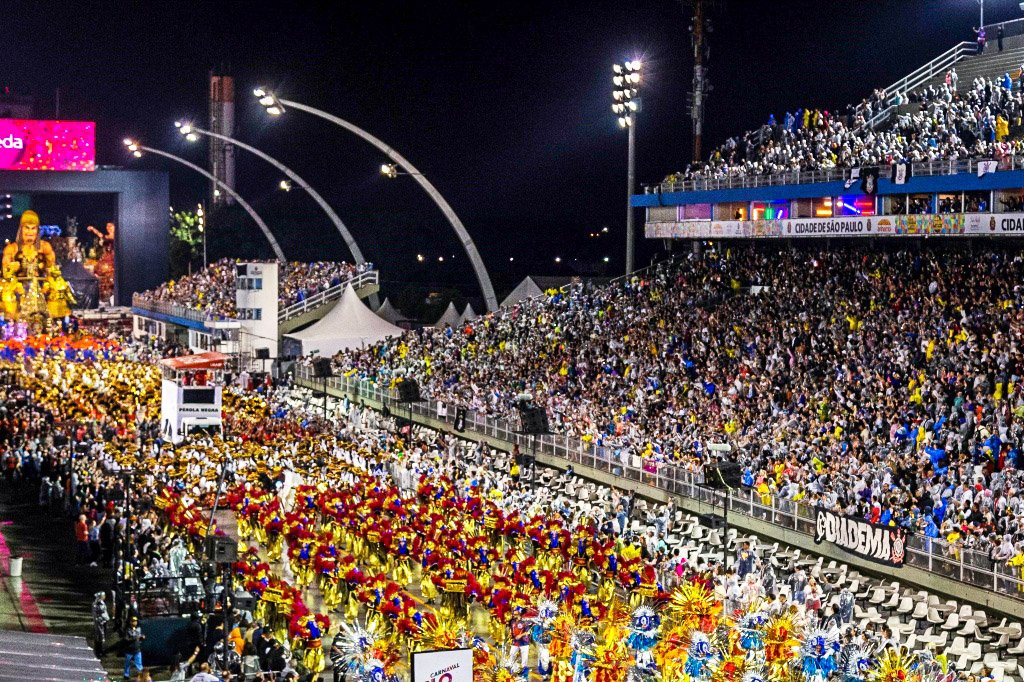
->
736, 609, 768, 667
800, 628, 840, 681
763, 613, 799, 679
841, 647, 872, 682
289, 611, 331, 676
593, 616, 628, 682
531, 599, 559, 678
624, 605, 660, 672
681, 631, 721, 681
91, 591, 109, 658
569, 629, 597, 682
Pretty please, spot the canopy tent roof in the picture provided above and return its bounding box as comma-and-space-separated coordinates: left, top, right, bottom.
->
375, 297, 405, 325
459, 302, 477, 324
285, 284, 403, 356
433, 301, 461, 329
159, 351, 229, 371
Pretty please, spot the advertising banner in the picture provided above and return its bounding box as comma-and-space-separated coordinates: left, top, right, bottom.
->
814, 508, 907, 567
646, 213, 1024, 239
411, 649, 473, 682
0, 119, 95, 171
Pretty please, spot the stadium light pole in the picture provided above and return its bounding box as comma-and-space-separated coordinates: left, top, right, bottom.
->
122, 139, 286, 262
174, 121, 367, 266
612, 60, 642, 275
253, 89, 498, 312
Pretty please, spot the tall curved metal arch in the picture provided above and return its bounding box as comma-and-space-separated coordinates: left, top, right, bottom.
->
138, 145, 286, 262
189, 126, 367, 265
277, 98, 497, 311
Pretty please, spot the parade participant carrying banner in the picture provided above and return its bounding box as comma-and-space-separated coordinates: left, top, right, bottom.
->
813, 509, 907, 567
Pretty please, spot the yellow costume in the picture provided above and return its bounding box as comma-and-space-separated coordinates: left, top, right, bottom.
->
0, 264, 24, 320
1, 211, 64, 331
44, 266, 76, 318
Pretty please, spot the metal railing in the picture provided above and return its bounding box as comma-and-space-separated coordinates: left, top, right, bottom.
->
981, 17, 1024, 40
653, 155, 1024, 195
296, 364, 1024, 601
277, 270, 379, 322
863, 41, 977, 131
130, 296, 224, 324
131, 270, 379, 326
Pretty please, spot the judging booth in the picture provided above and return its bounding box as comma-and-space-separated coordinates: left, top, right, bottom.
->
159, 351, 227, 443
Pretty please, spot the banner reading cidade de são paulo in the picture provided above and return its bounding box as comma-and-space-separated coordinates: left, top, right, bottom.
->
411, 648, 473, 682
646, 213, 1024, 239
0, 119, 95, 171
814, 508, 907, 567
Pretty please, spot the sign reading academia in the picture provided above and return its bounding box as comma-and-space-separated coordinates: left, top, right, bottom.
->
0, 119, 96, 171
814, 508, 907, 568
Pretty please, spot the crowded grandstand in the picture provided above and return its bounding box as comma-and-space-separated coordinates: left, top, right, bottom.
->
8, 5, 1024, 682
134, 260, 372, 320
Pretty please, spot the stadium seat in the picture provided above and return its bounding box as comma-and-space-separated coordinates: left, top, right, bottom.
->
959, 619, 993, 643
910, 601, 929, 621
955, 642, 982, 670
896, 597, 914, 618
940, 612, 961, 632
1006, 634, 1024, 656
946, 636, 968, 658
929, 630, 949, 649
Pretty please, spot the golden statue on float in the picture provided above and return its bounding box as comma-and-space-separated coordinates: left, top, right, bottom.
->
1, 210, 76, 335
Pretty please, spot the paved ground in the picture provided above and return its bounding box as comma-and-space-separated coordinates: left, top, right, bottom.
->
0, 479, 117, 675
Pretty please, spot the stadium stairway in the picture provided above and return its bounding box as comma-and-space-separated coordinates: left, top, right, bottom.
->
918, 35, 1024, 93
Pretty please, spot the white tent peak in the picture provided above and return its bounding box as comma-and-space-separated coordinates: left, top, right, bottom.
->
285, 284, 403, 356
433, 301, 461, 329
375, 297, 404, 325
459, 303, 477, 324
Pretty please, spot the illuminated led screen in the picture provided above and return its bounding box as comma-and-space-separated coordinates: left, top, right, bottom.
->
0, 119, 96, 171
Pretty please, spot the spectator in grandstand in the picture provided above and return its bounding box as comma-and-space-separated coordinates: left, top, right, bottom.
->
332, 246, 1024, 551
664, 59, 1024, 188
135, 259, 363, 318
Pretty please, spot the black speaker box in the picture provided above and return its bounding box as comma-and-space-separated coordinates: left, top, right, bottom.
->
206, 535, 238, 564
255, 348, 270, 360
232, 591, 256, 612
397, 379, 421, 402
704, 461, 743, 489
312, 357, 333, 378
519, 405, 549, 435
698, 513, 726, 529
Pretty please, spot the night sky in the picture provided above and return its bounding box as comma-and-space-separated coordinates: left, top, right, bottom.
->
2, 0, 1017, 301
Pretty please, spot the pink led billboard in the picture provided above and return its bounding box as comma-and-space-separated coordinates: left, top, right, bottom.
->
0, 119, 95, 171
